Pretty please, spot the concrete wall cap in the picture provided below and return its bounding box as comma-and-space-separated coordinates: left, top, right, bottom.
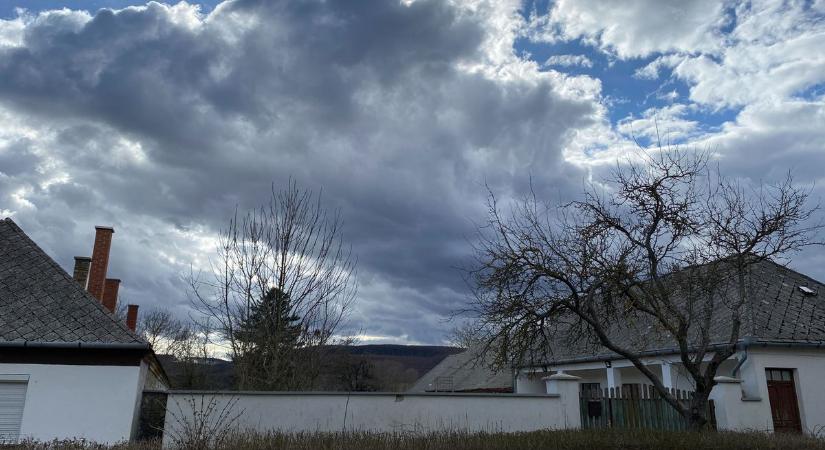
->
713, 376, 743, 384
542, 373, 582, 381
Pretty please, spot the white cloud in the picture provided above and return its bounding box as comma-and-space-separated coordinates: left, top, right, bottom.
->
674, 3, 825, 108
617, 104, 699, 142
0, 15, 25, 47
544, 54, 593, 68
531, 0, 727, 58
698, 99, 825, 182
633, 54, 684, 80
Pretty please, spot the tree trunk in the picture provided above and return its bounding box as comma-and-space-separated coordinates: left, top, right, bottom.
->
686, 392, 711, 431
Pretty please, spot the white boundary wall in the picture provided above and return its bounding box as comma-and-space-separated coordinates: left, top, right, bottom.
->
162, 379, 581, 448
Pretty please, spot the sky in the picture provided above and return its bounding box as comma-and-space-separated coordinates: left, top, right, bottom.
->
0, 0, 824, 346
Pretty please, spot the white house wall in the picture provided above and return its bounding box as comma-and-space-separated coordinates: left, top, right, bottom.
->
515, 373, 548, 393
735, 347, 825, 432
0, 363, 143, 444
129, 361, 150, 440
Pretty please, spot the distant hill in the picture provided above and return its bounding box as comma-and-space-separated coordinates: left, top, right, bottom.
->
335, 344, 465, 358
158, 344, 463, 392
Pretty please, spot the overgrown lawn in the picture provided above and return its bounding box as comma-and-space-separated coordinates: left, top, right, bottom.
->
10, 429, 825, 450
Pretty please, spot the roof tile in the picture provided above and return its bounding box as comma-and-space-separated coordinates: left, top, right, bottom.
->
0, 218, 143, 345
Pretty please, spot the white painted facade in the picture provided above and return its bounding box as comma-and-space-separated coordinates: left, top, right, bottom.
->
162, 377, 582, 448
727, 347, 825, 432
517, 346, 825, 433
0, 361, 149, 444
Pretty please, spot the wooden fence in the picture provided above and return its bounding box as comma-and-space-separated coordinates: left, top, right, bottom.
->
579, 385, 716, 431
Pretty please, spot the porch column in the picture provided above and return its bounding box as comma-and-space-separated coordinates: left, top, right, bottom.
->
661, 361, 673, 389
711, 376, 744, 431
543, 373, 582, 428
606, 364, 621, 390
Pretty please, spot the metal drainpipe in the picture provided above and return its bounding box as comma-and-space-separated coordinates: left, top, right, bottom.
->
512, 367, 519, 393
732, 336, 753, 378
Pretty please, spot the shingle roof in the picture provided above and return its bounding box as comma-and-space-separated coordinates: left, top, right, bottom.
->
534, 258, 825, 366
0, 218, 145, 346
748, 259, 825, 343
409, 345, 513, 393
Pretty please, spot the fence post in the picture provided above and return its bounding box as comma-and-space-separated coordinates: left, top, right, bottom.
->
544, 373, 582, 429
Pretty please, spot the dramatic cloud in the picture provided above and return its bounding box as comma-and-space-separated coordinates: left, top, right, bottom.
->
1, 0, 823, 345
0, 0, 595, 345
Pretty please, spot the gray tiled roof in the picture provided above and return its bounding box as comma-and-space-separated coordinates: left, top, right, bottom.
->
749, 259, 825, 343
535, 258, 825, 366
0, 218, 144, 345
409, 345, 513, 393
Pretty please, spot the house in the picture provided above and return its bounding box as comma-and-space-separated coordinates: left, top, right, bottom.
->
0, 218, 168, 444
409, 344, 512, 393
513, 258, 825, 433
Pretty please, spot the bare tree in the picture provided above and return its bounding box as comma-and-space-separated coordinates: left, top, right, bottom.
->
471, 146, 821, 429
446, 321, 484, 349
139, 307, 185, 352
137, 307, 215, 388
169, 321, 215, 389
166, 395, 243, 450
188, 179, 357, 390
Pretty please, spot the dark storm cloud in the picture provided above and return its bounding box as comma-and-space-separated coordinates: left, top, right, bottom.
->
0, 0, 593, 343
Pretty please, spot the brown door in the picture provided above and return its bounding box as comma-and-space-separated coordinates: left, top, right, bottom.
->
766, 369, 802, 432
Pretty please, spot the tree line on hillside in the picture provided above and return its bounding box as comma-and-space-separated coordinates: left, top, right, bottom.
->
137, 307, 437, 391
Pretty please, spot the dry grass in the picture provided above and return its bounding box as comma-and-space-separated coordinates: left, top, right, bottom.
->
9, 429, 825, 450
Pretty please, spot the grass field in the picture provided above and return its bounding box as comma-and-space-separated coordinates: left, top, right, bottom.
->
10, 429, 825, 450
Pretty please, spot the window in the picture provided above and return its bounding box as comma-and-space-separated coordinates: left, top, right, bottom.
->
798, 286, 817, 296
766, 369, 794, 382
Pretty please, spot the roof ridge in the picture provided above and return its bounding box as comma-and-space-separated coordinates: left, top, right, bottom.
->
760, 257, 825, 289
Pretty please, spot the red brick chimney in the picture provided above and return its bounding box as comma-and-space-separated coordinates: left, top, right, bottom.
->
72, 256, 92, 288
102, 278, 121, 313
126, 304, 139, 331
87, 226, 114, 302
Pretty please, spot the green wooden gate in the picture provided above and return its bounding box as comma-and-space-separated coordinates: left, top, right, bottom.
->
579, 385, 716, 431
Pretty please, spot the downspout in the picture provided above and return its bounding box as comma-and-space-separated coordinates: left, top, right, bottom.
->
512, 367, 518, 394
731, 336, 753, 378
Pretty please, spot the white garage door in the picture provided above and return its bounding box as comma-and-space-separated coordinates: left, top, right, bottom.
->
0, 381, 27, 444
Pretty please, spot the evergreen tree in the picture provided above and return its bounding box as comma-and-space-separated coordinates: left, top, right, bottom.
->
234, 287, 304, 389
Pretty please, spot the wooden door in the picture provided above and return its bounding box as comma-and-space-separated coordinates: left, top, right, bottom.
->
766, 369, 802, 432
